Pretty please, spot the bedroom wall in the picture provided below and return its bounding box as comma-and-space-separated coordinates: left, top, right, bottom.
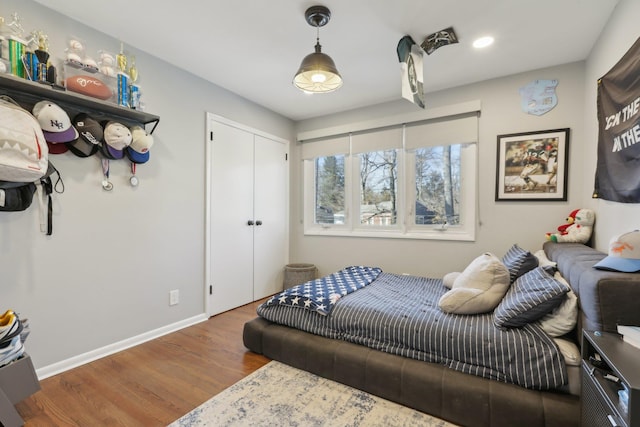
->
1, 0, 294, 371
581, 0, 640, 252
293, 61, 587, 278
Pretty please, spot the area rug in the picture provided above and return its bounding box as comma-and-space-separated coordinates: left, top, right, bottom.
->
169, 361, 456, 427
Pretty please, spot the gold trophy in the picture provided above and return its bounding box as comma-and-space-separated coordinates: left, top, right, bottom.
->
128, 55, 141, 109
116, 42, 129, 106
116, 42, 127, 72
128, 55, 138, 82
34, 31, 50, 83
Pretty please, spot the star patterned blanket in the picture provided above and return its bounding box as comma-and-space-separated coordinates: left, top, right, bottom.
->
264, 266, 383, 316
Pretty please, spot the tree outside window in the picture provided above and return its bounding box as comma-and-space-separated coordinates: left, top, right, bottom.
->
415, 145, 461, 225
315, 155, 345, 224
359, 150, 397, 226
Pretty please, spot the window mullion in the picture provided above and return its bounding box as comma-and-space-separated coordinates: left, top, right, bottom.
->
345, 154, 354, 230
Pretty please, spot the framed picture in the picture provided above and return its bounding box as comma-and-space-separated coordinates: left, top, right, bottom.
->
495, 128, 569, 201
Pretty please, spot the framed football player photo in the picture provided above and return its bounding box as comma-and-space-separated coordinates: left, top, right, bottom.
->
495, 128, 569, 201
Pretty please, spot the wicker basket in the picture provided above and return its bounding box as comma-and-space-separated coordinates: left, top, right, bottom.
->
283, 263, 317, 288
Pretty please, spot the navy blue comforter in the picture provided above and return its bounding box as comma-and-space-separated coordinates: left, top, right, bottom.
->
257, 271, 567, 390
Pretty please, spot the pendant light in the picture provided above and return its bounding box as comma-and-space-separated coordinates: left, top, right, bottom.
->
293, 5, 343, 93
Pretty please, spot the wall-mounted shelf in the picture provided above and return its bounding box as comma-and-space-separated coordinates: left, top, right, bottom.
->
0, 73, 160, 134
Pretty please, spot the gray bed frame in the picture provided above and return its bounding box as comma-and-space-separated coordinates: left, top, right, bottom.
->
243, 242, 640, 427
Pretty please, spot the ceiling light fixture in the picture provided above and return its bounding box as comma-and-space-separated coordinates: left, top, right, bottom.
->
293, 5, 343, 94
473, 36, 494, 49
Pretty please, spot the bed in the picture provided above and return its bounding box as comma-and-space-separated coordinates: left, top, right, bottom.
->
243, 242, 640, 426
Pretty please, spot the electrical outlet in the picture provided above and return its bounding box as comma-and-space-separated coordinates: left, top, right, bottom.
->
169, 290, 179, 306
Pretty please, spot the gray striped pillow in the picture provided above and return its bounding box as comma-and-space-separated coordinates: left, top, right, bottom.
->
494, 266, 570, 328
501, 244, 538, 283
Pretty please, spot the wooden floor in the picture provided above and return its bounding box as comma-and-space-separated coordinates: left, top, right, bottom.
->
16, 300, 270, 426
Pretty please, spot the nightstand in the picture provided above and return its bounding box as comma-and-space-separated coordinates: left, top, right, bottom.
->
582, 330, 640, 426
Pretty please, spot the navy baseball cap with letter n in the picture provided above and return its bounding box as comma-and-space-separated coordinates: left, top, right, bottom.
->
594, 230, 640, 272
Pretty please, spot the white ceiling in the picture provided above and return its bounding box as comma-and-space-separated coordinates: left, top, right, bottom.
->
34, 0, 619, 121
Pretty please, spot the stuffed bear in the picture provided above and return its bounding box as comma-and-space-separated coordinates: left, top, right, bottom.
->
555, 209, 579, 236
546, 208, 595, 243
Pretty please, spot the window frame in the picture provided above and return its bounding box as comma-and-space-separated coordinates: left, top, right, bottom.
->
304, 141, 476, 241
300, 101, 480, 241
352, 148, 403, 231
404, 142, 477, 240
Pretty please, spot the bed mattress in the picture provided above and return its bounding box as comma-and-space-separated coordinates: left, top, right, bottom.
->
257, 271, 567, 390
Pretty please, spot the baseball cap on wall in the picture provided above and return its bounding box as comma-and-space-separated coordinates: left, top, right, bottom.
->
46, 141, 69, 154
126, 125, 154, 164
68, 113, 103, 158
594, 230, 640, 272
101, 121, 132, 160
32, 101, 79, 143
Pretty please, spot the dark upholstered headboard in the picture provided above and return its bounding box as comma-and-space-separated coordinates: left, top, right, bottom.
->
544, 242, 640, 334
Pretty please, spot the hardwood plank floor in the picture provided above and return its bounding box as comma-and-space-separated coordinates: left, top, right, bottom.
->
15, 300, 270, 426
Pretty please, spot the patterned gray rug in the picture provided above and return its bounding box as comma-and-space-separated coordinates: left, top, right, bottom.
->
169, 361, 456, 427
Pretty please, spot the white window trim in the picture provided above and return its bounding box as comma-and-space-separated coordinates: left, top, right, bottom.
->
298, 100, 481, 142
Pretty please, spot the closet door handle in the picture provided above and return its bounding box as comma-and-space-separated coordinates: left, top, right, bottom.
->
255, 220, 263, 226
247, 220, 255, 226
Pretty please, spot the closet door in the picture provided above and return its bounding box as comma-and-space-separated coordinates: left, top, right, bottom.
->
253, 135, 288, 299
209, 121, 255, 315
207, 116, 289, 316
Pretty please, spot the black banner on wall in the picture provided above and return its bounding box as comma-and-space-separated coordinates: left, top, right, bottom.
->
593, 36, 640, 203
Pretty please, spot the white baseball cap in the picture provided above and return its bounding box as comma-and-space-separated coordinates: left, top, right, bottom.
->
32, 101, 79, 143
101, 121, 132, 160
594, 230, 640, 272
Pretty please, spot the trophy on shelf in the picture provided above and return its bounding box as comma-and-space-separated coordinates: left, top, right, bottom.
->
128, 55, 141, 109
116, 42, 129, 107
128, 55, 138, 82
6, 12, 27, 78
33, 30, 50, 84
116, 42, 126, 73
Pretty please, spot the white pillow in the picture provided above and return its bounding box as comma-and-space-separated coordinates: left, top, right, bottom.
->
534, 249, 557, 268
438, 253, 510, 314
442, 272, 460, 289
553, 337, 581, 366
536, 272, 578, 337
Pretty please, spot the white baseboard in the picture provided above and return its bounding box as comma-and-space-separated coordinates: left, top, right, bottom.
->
35, 313, 208, 380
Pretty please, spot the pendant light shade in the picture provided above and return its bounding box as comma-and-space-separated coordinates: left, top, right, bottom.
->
293, 6, 342, 93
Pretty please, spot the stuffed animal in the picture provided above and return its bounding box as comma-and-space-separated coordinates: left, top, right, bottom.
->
546, 209, 595, 243
556, 209, 579, 236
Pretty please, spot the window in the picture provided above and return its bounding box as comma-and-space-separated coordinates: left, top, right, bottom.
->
414, 144, 461, 226
359, 149, 398, 226
302, 110, 478, 241
315, 155, 345, 224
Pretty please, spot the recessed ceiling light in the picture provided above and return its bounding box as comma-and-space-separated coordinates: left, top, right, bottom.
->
473, 36, 494, 49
